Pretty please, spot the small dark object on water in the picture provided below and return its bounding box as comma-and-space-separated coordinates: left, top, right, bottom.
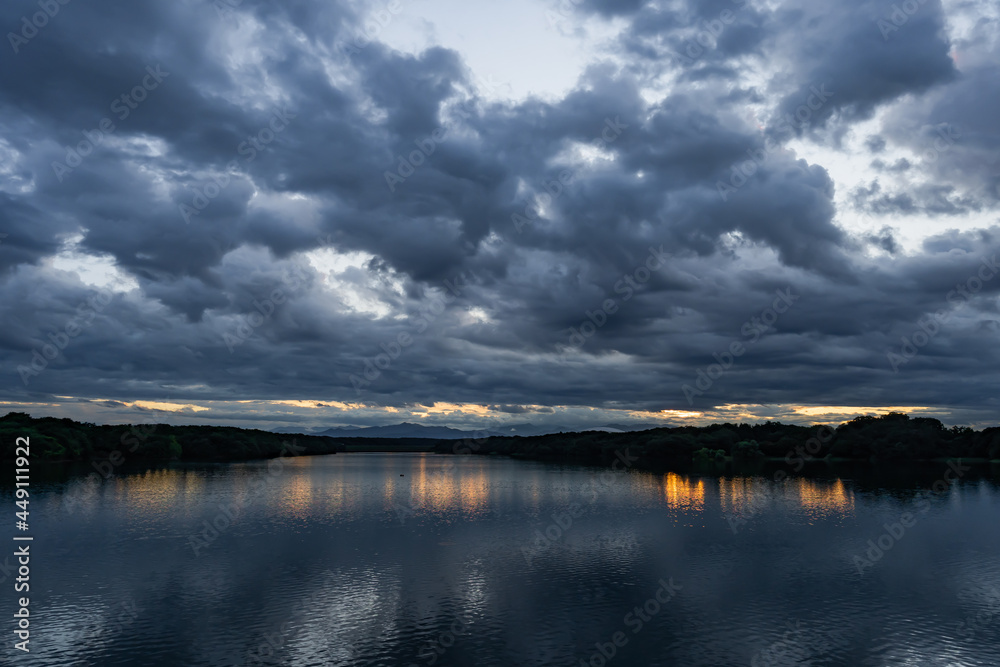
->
400, 474, 404, 476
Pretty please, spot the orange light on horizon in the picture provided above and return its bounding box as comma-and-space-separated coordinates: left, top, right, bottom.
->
128, 400, 210, 413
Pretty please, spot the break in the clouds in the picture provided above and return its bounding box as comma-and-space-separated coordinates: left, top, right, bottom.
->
0, 0, 998, 431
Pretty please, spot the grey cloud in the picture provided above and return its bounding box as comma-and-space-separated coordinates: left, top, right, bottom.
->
0, 0, 997, 428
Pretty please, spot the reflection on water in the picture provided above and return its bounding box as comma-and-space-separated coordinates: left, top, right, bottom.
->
8, 453, 1000, 666
794, 477, 855, 519
717, 475, 856, 522
662, 472, 706, 511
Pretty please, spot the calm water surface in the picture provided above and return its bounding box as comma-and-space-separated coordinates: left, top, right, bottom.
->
8, 453, 1000, 666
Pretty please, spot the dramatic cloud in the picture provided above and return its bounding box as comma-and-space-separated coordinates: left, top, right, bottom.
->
0, 0, 997, 430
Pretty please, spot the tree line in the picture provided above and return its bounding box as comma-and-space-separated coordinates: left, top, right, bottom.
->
0, 412, 345, 462
431, 413, 1000, 466
3, 411, 999, 465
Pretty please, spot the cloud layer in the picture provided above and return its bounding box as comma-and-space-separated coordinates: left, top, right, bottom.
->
1, 0, 998, 429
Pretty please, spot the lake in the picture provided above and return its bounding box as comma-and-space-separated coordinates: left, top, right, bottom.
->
8, 452, 1000, 666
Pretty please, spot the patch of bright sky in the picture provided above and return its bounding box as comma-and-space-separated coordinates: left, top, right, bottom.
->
786, 108, 998, 255
208, 10, 293, 112
109, 134, 170, 159
372, 0, 627, 103
461, 306, 493, 325
129, 400, 210, 413
249, 190, 324, 229
0, 139, 33, 195
786, 0, 1000, 254
549, 139, 618, 169
47, 234, 140, 292
302, 244, 406, 319
942, 0, 999, 49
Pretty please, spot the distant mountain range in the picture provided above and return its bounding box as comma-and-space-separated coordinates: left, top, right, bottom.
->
271, 421, 664, 439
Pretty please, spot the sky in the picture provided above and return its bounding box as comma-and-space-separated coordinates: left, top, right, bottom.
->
0, 0, 998, 433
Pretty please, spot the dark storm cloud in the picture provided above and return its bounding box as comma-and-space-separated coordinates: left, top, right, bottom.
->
866, 135, 887, 153
569, 0, 647, 18
611, 0, 770, 75
766, 0, 956, 137
0, 193, 72, 274
879, 60, 1000, 211
862, 226, 901, 255
0, 0, 998, 426
491, 405, 532, 414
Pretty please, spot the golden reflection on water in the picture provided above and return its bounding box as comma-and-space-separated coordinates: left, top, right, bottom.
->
459, 467, 489, 514
104, 457, 856, 525
719, 477, 755, 514
718, 475, 856, 519
319, 475, 352, 513
410, 457, 458, 510
791, 477, 854, 518
662, 472, 705, 511
276, 467, 314, 519
402, 459, 491, 516
114, 468, 185, 514
183, 469, 206, 499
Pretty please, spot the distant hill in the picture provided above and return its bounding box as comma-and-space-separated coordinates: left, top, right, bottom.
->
309, 421, 667, 439
319, 422, 472, 439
